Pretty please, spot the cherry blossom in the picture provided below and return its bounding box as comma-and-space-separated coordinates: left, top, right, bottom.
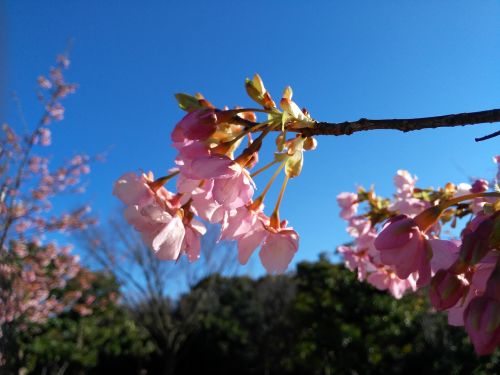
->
0, 54, 95, 337
338, 161, 500, 354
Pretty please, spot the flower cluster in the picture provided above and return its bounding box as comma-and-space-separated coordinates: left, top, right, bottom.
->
114, 72, 499, 355
115, 76, 315, 273
0, 54, 95, 330
337, 156, 500, 355
0, 243, 96, 329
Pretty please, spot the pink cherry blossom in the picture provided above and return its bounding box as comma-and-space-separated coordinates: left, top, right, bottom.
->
428, 239, 460, 272
113, 172, 154, 206
230, 207, 270, 264
181, 218, 207, 262
37, 75, 52, 89
220, 206, 260, 241
336, 192, 358, 219
430, 269, 468, 310
337, 245, 375, 281
367, 267, 417, 299
346, 216, 372, 239
389, 170, 428, 217
464, 296, 500, 355
171, 109, 218, 143
374, 215, 431, 285
181, 154, 255, 210
140, 210, 185, 260
0, 55, 98, 335
182, 153, 236, 180
338, 161, 500, 355
212, 164, 255, 210
38, 127, 51, 146
470, 179, 489, 193
237, 227, 268, 265
259, 229, 299, 274
393, 170, 417, 193
447, 252, 498, 326
389, 198, 427, 217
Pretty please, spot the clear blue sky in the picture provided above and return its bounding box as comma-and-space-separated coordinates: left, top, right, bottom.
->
3, 0, 500, 275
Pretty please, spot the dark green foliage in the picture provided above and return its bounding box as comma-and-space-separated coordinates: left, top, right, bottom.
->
5, 256, 499, 374
289, 255, 499, 375
156, 256, 498, 375
2, 272, 154, 375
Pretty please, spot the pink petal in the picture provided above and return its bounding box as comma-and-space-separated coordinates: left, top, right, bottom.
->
151, 216, 185, 260
237, 229, 267, 265
379, 233, 421, 279
188, 155, 238, 180
259, 230, 299, 274
429, 239, 460, 272
374, 216, 415, 250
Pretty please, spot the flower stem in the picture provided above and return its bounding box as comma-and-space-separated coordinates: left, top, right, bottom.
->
227, 121, 271, 146
439, 192, 500, 210
414, 191, 500, 231
235, 125, 276, 166
270, 175, 289, 229
249, 161, 285, 210
251, 159, 279, 178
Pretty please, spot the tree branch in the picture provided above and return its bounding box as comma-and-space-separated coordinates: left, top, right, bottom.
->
297, 108, 500, 137
475, 129, 500, 142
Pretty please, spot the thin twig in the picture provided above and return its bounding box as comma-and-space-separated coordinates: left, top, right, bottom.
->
475, 129, 500, 142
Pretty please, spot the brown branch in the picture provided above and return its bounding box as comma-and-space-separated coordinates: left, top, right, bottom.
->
296, 108, 500, 137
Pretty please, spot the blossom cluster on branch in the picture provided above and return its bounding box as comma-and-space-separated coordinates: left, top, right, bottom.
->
0, 243, 96, 328
0, 54, 95, 334
114, 75, 317, 273
337, 157, 500, 355
114, 74, 500, 355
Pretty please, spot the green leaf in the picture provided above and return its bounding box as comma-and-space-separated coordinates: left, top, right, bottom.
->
245, 78, 263, 104
175, 93, 203, 112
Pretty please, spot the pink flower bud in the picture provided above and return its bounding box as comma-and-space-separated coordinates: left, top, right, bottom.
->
470, 179, 489, 193
171, 109, 218, 143
374, 215, 431, 284
429, 269, 468, 310
464, 296, 500, 355
459, 213, 497, 266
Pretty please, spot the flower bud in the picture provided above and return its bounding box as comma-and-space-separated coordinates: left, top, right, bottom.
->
459, 213, 497, 266
275, 133, 286, 152
429, 269, 468, 310
374, 215, 431, 283
464, 296, 500, 355
171, 109, 217, 142
414, 205, 442, 231
303, 137, 317, 151
471, 179, 489, 193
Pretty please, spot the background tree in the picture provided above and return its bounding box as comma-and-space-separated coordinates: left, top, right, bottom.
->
4, 269, 153, 375
0, 53, 97, 373
79, 213, 244, 374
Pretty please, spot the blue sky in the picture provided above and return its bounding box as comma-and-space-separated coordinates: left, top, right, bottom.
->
3, 0, 500, 276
